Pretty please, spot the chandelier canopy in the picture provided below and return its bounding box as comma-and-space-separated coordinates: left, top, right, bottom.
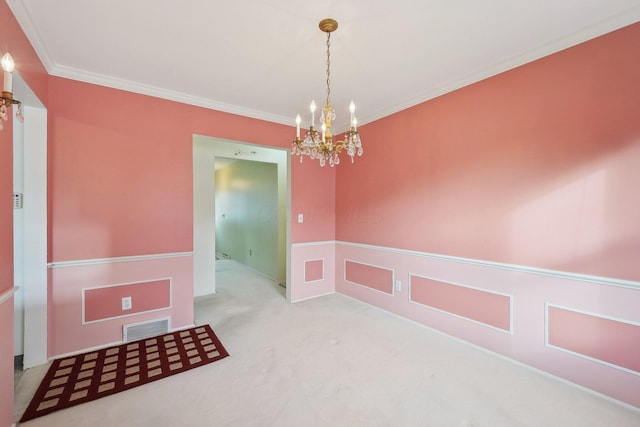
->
292, 19, 363, 167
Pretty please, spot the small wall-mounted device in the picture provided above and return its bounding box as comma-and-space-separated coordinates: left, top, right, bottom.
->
13, 192, 23, 209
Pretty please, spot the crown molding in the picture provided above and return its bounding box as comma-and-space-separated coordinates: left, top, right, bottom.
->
49, 64, 294, 126
358, 6, 640, 127
6, 0, 56, 72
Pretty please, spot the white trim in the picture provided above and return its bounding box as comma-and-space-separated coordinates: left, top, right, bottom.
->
54, 65, 293, 127
303, 258, 325, 283
48, 252, 193, 268
292, 240, 336, 248
408, 273, 513, 334
336, 241, 640, 290
18, 101, 48, 370
0, 286, 19, 305
343, 259, 395, 296
81, 278, 173, 325
291, 291, 336, 303
193, 136, 291, 299
545, 303, 640, 376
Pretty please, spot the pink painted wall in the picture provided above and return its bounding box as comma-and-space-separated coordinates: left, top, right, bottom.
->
0, 297, 14, 427
336, 22, 640, 283
48, 76, 330, 261
0, 3, 49, 426
0, 0, 48, 300
334, 23, 640, 408
291, 157, 335, 243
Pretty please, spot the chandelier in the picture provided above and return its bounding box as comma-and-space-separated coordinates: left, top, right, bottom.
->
1, 53, 23, 131
292, 19, 363, 167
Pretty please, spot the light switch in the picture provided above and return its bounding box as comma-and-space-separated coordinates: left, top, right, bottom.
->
298, 213, 304, 223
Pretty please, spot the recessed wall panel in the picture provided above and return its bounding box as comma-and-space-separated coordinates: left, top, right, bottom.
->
84, 279, 171, 323
304, 259, 324, 283
345, 260, 393, 294
410, 275, 511, 331
547, 306, 640, 374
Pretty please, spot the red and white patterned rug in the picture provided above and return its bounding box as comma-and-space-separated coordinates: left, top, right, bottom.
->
20, 324, 229, 422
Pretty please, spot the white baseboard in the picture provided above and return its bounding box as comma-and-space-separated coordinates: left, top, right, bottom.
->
291, 291, 336, 303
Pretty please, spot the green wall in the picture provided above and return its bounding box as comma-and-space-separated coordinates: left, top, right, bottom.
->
215, 159, 279, 281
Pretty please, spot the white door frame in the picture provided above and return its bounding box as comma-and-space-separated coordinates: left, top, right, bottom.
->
13, 73, 48, 368
192, 135, 291, 301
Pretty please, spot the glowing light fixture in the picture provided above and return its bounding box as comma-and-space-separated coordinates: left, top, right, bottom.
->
292, 19, 363, 167
0, 53, 23, 130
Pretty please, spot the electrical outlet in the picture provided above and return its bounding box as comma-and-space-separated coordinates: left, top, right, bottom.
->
122, 296, 132, 311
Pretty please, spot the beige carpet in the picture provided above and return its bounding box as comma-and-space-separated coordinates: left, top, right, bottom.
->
15, 260, 640, 426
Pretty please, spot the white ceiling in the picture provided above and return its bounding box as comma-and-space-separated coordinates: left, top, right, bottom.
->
7, 0, 640, 131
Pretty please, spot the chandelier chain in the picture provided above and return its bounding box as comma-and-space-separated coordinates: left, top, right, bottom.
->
325, 31, 331, 107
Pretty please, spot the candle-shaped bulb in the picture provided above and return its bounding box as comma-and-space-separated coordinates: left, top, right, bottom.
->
295, 114, 301, 138
1, 53, 15, 73
352, 117, 358, 131
349, 101, 355, 128
2, 53, 15, 93
310, 100, 316, 127
321, 123, 326, 143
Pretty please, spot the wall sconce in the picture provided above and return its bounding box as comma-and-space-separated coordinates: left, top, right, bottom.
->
1, 53, 23, 131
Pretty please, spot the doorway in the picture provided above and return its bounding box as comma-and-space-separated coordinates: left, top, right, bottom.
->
192, 135, 291, 301
12, 72, 48, 370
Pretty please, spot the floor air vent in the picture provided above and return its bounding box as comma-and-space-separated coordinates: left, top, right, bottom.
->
123, 318, 170, 342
